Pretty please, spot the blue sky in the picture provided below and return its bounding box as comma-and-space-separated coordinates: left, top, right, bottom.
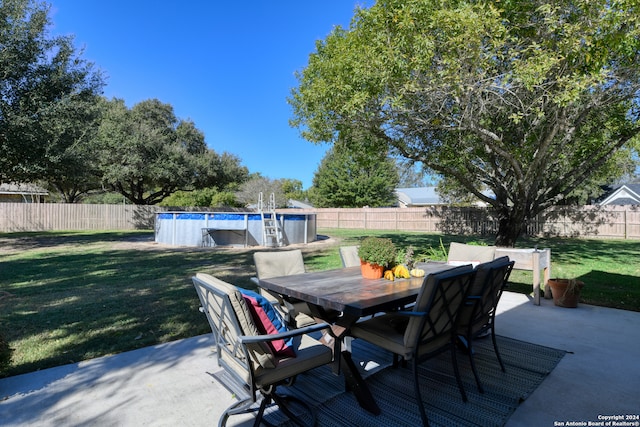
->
49, 1, 373, 190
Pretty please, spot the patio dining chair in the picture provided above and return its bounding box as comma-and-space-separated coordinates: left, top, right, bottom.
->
457, 256, 514, 393
339, 245, 361, 267
349, 264, 477, 426
252, 250, 316, 327
192, 273, 333, 427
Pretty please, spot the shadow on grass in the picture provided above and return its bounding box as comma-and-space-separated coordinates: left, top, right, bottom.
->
2, 229, 639, 378
576, 270, 640, 310
0, 244, 257, 377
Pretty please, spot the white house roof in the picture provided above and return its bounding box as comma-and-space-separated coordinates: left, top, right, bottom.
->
0, 183, 48, 196
288, 199, 314, 209
598, 184, 640, 206
395, 187, 444, 206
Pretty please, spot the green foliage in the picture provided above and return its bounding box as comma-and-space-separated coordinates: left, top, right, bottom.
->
357, 236, 398, 268
281, 178, 307, 202
210, 191, 241, 208
81, 191, 130, 204
414, 237, 449, 261
42, 95, 104, 202
95, 98, 248, 205
290, 0, 640, 246
0, 0, 104, 184
160, 188, 242, 208
397, 159, 433, 188
310, 145, 399, 207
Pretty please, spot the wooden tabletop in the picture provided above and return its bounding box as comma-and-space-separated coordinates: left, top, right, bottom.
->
258, 261, 454, 317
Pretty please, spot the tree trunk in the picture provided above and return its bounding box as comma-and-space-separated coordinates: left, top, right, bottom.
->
494, 208, 526, 247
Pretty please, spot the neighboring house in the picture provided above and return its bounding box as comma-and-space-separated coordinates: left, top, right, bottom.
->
0, 183, 48, 203
395, 187, 444, 207
395, 186, 495, 208
598, 184, 640, 206
288, 199, 314, 209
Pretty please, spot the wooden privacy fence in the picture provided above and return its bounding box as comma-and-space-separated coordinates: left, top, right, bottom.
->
281, 205, 640, 240
0, 203, 160, 232
1, 203, 639, 239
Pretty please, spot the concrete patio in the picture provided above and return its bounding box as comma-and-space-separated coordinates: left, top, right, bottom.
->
1, 291, 639, 426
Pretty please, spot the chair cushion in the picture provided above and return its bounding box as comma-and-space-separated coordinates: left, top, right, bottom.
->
456, 261, 492, 328
254, 334, 333, 387
253, 250, 306, 279
241, 289, 296, 358
195, 273, 276, 369
406, 264, 474, 349
339, 246, 361, 267
448, 242, 496, 264
253, 250, 315, 328
351, 315, 409, 358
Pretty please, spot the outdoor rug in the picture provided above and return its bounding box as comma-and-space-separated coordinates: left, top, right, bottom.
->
262, 335, 566, 427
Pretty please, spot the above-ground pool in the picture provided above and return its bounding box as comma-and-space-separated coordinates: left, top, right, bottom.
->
155, 212, 317, 247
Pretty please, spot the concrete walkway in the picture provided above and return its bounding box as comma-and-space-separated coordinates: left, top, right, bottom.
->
1, 291, 639, 426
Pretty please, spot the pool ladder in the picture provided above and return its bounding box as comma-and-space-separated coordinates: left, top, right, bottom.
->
258, 192, 284, 247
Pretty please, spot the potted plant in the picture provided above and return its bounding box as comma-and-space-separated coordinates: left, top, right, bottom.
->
357, 237, 398, 279
547, 278, 585, 308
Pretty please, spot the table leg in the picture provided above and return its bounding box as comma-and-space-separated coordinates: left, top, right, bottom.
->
341, 350, 381, 415
307, 307, 381, 415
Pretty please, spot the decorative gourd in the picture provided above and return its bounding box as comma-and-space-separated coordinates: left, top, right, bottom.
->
410, 268, 425, 277
393, 265, 410, 279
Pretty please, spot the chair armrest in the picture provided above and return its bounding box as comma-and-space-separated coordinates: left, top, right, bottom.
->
389, 310, 428, 317
239, 322, 329, 344
250, 277, 259, 286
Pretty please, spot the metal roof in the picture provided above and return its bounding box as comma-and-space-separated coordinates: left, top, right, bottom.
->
0, 183, 48, 196
395, 187, 443, 206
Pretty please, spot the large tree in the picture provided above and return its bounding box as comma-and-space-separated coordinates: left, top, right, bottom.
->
96, 98, 248, 205
290, 0, 640, 246
41, 93, 104, 202
0, 0, 104, 184
310, 144, 399, 207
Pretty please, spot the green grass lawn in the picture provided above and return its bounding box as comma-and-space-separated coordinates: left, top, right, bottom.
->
1, 229, 638, 378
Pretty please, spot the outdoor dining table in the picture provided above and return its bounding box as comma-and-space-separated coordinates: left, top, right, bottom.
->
257, 261, 456, 415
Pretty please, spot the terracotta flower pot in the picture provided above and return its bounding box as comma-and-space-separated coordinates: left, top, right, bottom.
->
360, 260, 385, 279
548, 279, 584, 308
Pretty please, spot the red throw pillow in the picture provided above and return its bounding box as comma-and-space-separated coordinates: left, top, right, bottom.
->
241, 290, 296, 358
